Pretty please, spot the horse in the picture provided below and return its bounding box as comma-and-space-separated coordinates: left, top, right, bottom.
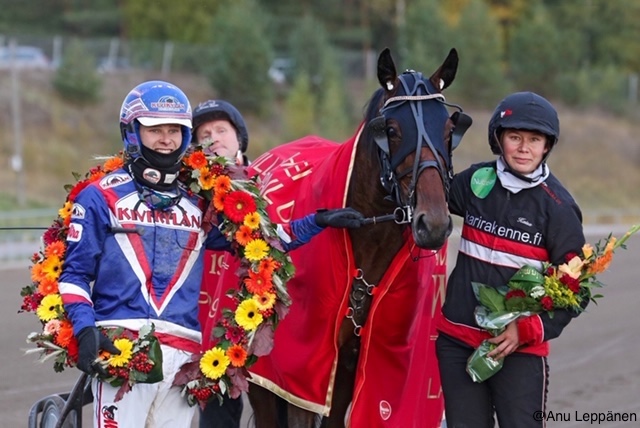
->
245, 47, 471, 427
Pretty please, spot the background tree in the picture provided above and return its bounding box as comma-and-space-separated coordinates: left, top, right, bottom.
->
283, 73, 316, 140
507, 2, 562, 97
448, 0, 510, 105
398, 0, 453, 75
204, 0, 274, 115
121, 0, 219, 43
52, 38, 102, 105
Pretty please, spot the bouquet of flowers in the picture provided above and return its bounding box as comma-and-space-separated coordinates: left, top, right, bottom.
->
19, 153, 163, 400
467, 224, 640, 383
172, 142, 296, 408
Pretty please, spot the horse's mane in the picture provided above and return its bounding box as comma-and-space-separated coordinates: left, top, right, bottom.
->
358, 88, 385, 161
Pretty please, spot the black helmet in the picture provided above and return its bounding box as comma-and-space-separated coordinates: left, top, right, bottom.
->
488, 92, 559, 155
192, 99, 249, 152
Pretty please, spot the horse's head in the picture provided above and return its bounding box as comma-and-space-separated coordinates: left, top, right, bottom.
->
365, 48, 471, 249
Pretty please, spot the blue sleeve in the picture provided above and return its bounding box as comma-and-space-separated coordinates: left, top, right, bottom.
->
205, 226, 233, 251
283, 214, 324, 252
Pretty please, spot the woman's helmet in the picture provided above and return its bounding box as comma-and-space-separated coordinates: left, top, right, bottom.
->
192, 99, 249, 152
488, 91, 559, 155
119, 81, 192, 161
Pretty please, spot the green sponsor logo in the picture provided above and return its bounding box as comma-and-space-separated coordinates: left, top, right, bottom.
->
470, 167, 496, 199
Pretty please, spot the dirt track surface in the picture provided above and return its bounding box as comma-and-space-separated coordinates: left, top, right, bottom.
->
3, 230, 639, 427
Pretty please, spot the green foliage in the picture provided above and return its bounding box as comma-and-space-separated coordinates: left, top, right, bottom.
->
508, 3, 562, 97
122, 0, 219, 43
283, 73, 316, 141
448, 0, 510, 106
555, 66, 631, 114
204, 0, 274, 115
289, 15, 332, 93
399, 0, 454, 73
52, 39, 102, 105
317, 72, 353, 141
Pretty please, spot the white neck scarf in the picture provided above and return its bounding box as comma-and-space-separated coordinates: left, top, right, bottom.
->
496, 157, 549, 194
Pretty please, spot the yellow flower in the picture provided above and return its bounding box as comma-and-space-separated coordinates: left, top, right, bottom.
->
581, 243, 593, 259
200, 347, 230, 380
558, 255, 584, 279
243, 212, 261, 230
108, 338, 134, 367
235, 299, 264, 331
58, 201, 73, 222
244, 239, 270, 262
36, 294, 63, 322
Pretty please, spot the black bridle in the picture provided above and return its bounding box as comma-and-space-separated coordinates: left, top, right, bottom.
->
366, 71, 471, 225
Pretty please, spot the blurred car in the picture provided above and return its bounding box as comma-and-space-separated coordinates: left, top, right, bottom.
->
0, 46, 51, 70
268, 58, 294, 84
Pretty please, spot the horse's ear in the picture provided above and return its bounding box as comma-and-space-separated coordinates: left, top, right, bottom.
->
377, 48, 398, 91
430, 48, 459, 91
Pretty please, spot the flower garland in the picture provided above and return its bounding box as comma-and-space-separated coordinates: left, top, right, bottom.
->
467, 224, 640, 382
172, 143, 295, 408
20, 154, 163, 400
20, 145, 295, 406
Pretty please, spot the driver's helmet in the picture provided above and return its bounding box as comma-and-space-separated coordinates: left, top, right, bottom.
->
119, 80, 192, 160
192, 99, 249, 152
488, 91, 559, 155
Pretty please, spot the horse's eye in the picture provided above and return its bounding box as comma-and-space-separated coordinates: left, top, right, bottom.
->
386, 127, 398, 139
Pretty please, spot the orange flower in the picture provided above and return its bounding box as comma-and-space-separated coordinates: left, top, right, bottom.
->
226, 344, 248, 367
88, 170, 106, 182
213, 192, 226, 212
103, 156, 124, 172
55, 320, 74, 348
244, 269, 273, 295
42, 255, 63, 281
44, 240, 66, 259
198, 167, 216, 190
253, 291, 276, 311
259, 258, 278, 275
37, 277, 59, 295
31, 262, 46, 283
588, 251, 613, 275
185, 151, 208, 169
214, 175, 232, 194
235, 225, 254, 246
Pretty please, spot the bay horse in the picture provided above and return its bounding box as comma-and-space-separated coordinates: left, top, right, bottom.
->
246, 47, 471, 427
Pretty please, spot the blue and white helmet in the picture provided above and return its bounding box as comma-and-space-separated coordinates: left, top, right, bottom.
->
119, 80, 192, 160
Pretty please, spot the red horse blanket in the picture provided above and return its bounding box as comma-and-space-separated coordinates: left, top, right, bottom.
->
199, 129, 447, 427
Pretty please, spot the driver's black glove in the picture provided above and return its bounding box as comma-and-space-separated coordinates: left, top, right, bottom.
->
76, 326, 120, 377
314, 207, 364, 229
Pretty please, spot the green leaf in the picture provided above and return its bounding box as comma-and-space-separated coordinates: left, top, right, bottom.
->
476, 284, 507, 313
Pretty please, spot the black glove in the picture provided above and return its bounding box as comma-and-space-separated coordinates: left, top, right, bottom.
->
76, 326, 120, 377
314, 207, 364, 229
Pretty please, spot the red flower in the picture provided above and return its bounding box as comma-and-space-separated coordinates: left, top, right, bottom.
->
505, 289, 527, 300
559, 274, 581, 293
540, 296, 554, 311
223, 191, 257, 223
68, 179, 91, 202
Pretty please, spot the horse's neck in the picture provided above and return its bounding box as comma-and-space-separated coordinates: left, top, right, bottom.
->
347, 148, 408, 284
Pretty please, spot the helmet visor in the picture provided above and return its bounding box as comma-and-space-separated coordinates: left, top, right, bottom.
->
138, 117, 192, 128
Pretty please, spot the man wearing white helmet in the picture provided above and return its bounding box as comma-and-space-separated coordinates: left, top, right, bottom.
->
436, 92, 587, 427
58, 82, 365, 428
